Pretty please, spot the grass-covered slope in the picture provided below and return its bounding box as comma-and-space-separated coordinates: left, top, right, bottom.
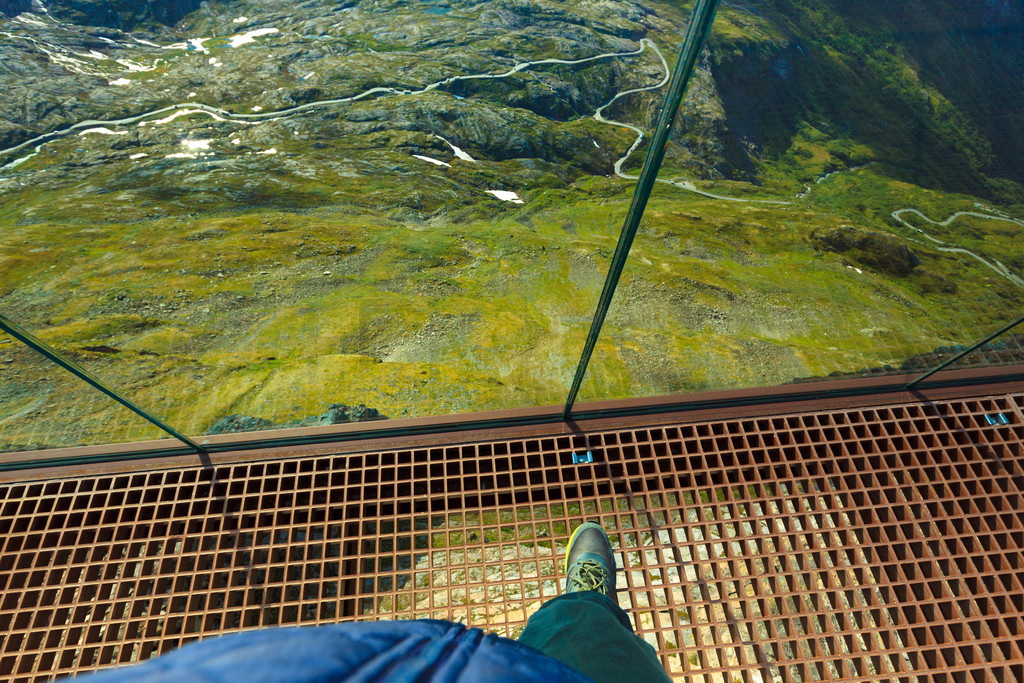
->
3, 163, 1020, 448
0, 0, 1022, 449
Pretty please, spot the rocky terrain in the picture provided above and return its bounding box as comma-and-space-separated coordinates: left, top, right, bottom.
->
0, 0, 1022, 449
207, 402, 387, 434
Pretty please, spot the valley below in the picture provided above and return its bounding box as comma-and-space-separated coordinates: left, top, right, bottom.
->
1, 0, 1022, 450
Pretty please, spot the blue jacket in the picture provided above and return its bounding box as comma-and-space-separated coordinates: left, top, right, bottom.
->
77, 620, 596, 682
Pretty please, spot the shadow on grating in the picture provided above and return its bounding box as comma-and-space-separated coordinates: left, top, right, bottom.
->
2, 395, 1024, 682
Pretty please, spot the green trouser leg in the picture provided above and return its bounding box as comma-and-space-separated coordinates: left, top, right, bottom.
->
517, 591, 673, 683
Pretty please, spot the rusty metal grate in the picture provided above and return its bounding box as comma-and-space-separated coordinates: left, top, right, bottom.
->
2, 393, 1024, 681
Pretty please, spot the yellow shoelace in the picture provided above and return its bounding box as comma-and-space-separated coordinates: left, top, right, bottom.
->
568, 560, 608, 592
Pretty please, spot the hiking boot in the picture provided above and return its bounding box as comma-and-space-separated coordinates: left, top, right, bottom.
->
564, 521, 616, 597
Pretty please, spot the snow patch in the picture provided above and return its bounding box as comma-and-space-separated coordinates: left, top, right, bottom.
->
435, 136, 476, 162
14, 14, 47, 27
233, 16, 248, 23
163, 37, 210, 53
2, 146, 41, 170
115, 58, 157, 72
163, 28, 276, 52
108, 78, 131, 86
129, 153, 149, 159
257, 148, 277, 155
485, 190, 524, 204
78, 127, 127, 136
165, 152, 198, 159
251, 105, 262, 112
413, 154, 451, 167
4, 35, 101, 76
182, 139, 212, 151
229, 28, 279, 47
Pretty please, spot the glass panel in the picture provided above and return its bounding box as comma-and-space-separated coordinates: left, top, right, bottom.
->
2, 0, 1022, 441
577, 1, 1024, 404
921, 328, 1024, 376
0, 332, 169, 453
0, 0, 680, 438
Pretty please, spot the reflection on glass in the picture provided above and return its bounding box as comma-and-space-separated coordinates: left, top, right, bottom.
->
0, 333, 168, 452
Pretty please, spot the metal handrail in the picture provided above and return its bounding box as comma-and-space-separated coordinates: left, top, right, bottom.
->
0, 313, 206, 453
562, 0, 722, 419
906, 312, 1024, 389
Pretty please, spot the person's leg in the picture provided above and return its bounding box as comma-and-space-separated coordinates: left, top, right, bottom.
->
518, 591, 671, 683
517, 523, 673, 683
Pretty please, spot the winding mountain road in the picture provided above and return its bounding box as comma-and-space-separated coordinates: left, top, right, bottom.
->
0, 35, 782, 205
891, 208, 1024, 288
1, 39, 662, 168
590, 41, 789, 204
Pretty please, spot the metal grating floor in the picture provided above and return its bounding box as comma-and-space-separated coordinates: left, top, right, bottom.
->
2, 393, 1024, 682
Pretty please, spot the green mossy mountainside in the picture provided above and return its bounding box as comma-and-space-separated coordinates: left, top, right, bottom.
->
815, 0, 1024, 190
0, 0, 1022, 449
695, 0, 1024, 200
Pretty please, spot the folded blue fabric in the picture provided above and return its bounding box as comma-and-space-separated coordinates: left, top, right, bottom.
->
74, 621, 596, 682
